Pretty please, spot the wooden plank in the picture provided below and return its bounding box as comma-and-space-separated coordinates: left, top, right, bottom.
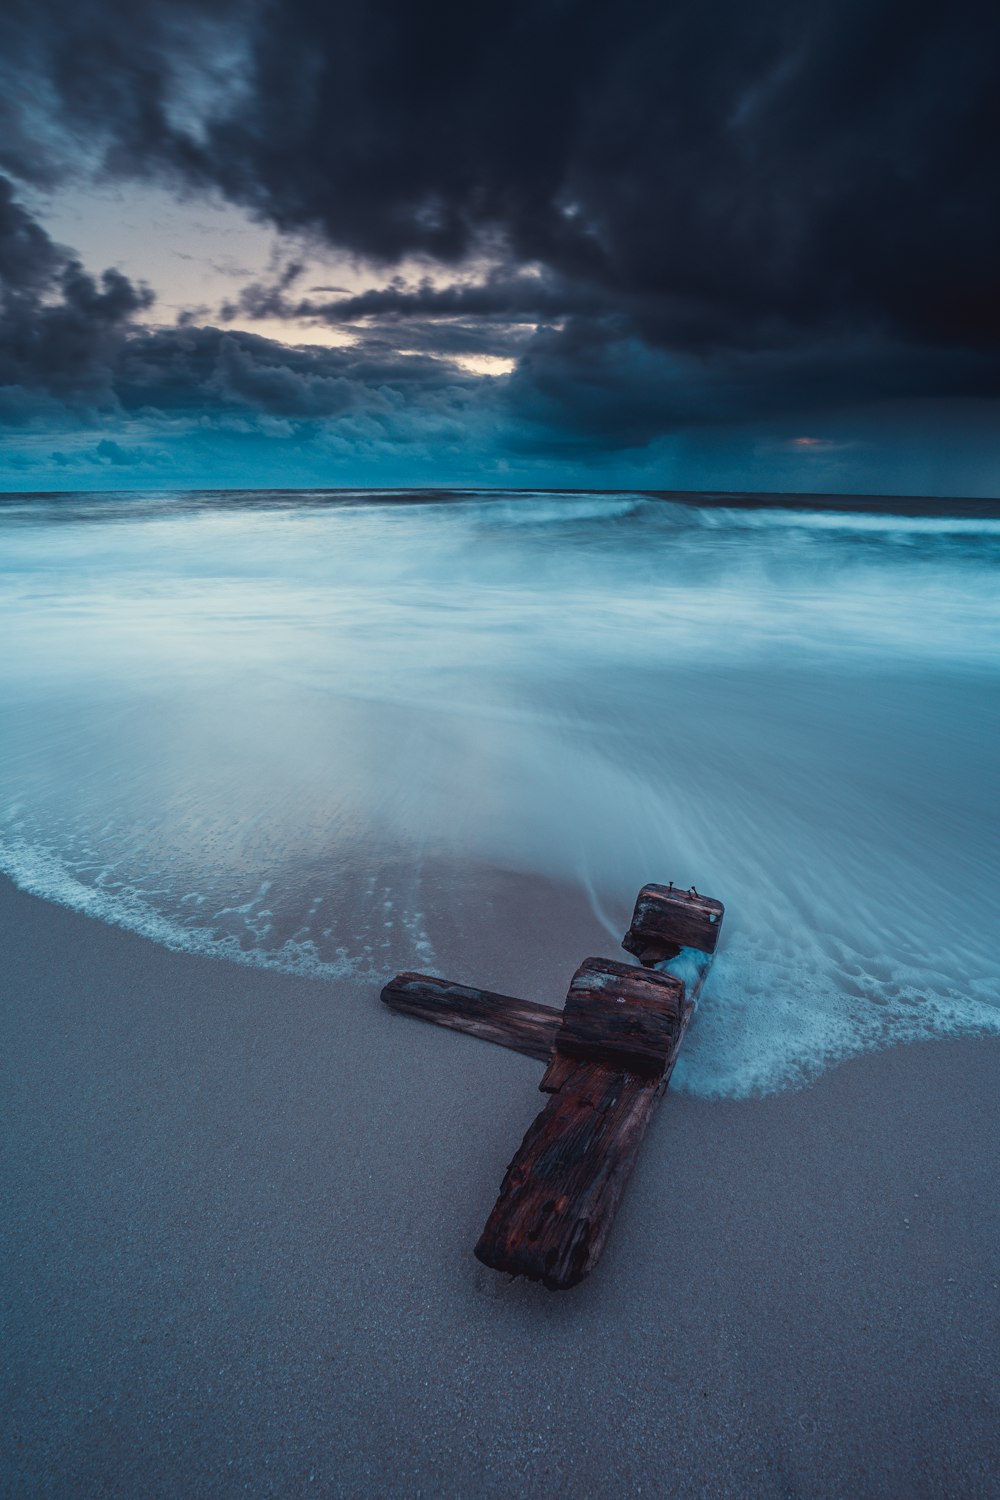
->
622, 882, 724, 964
474, 1061, 659, 1290
658, 997, 694, 1095
386, 882, 726, 1290
476, 955, 692, 1289
381, 971, 560, 1062
545, 956, 684, 1081
538, 1050, 578, 1095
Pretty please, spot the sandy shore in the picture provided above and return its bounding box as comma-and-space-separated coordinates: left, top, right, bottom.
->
1, 875, 998, 1498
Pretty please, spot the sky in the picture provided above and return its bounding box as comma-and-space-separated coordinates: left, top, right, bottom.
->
0, 0, 997, 495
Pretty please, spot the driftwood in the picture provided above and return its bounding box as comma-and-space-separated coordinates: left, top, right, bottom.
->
621, 881, 724, 965
548, 956, 684, 1079
381, 882, 724, 1290
380, 972, 560, 1062
475, 958, 685, 1286
475, 1062, 660, 1288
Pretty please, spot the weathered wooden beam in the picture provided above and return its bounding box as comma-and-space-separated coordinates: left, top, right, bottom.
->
475, 984, 698, 1288
475, 1061, 660, 1289
622, 882, 724, 965
381, 971, 560, 1062
476, 953, 689, 1289
543, 956, 684, 1081
382, 883, 725, 1291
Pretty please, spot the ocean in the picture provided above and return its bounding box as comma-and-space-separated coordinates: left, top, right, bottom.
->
1, 487, 997, 1097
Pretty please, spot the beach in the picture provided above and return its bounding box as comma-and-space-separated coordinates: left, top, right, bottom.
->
3, 0, 998, 1484
3, 873, 998, 1498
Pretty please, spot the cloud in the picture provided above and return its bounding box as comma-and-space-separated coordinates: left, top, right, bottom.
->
503, 317, 1000, 451
92, 437, 149, 465
3, 0, 997, 358
0, 179, 483, 431
225, 266, 596, 328
1, 171, 998, 488
0, 175, 154, 412
1, 0, 998, 485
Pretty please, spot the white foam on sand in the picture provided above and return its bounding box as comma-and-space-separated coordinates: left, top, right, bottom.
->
676, 935, 1000, 1098
1, 487, 998, 1098
0, 837, 357, 981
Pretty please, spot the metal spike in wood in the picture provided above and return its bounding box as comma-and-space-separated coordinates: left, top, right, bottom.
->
380, 883, 724, 1290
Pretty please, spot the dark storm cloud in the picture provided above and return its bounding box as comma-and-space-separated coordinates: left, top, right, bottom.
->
219, 265, 564, 360
117, 324, 485, 422
0, 177, 489, 438
1, 0, 998, 447
106, 295, 496, 425
224, 267, 600, 328
0, 176, 153, 414
503, 319, 1000, 452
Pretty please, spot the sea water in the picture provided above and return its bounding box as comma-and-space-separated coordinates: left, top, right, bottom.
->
1, 488, 998, 1096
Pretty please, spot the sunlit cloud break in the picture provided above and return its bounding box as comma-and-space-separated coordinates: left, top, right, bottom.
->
0, 0, 998, 493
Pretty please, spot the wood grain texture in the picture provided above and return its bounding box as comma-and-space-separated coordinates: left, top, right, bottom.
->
553, 956, 684, 1079
474, 1060, 660, 1289
381, 971, 560, 1062
656, 997, 694, 1097
621, 883, 725, 963
476, 956, 692, 1290
384, 882, 725, 1291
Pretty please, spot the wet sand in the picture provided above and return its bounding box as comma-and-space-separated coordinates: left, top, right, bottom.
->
1, 875, 998, 1497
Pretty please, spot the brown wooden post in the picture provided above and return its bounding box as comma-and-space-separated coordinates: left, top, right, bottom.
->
380, 883, 724, 1289
474, 958, 685, 1288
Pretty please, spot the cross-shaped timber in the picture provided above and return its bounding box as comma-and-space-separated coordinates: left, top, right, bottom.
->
381, 882, 724, 1290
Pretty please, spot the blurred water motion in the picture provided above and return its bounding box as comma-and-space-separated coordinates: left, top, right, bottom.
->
1, 488, 998, 1095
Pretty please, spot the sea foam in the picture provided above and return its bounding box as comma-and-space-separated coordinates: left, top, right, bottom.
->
1, 488, 998, 1097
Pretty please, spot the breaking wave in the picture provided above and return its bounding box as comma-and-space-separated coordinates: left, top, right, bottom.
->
1, 487, 998, 1096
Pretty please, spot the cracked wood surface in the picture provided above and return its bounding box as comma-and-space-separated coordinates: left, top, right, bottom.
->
381, 971, 560, 1062
474, 1060, 660, 1289
380, 884, 724, 1289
